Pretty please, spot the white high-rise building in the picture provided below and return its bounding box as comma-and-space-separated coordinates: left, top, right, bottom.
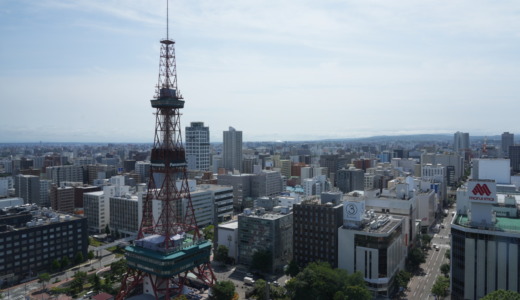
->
223, 126, 243, 172
185, 122, 210, 171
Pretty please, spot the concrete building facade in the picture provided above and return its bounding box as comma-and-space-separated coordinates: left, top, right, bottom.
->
223, 127, 243, 172
185, 122, 210, 171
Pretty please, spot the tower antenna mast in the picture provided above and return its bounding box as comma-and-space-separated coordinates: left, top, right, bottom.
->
117, 1, 216, 298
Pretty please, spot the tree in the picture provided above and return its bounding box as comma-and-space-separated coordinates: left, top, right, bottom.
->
88, 250, 95, 261
51, 259, 61, 272
88, 274, 102, 292
344, 285, 372, 300
70, 271, 87, 295
203, 225, 214, 241
395, 270, 411, 293
110, 259, 127, 281
74, 252, 84, 264
445, 249, 450, 260
60, 256, 70, 270
421, 234, 433, 247
214, 245, 229, 263
440, 263, 450, 277
210, 280, 235, 300
431, 276, 450, 299
253, 279, 268, 300
105, 224, 111, 235
251, 250, 272, 273
285, 260, 300, 277
407, 247, 426, 272
285, 262, 371, 300
481, 289, 520, 300
38, 273, 51, 290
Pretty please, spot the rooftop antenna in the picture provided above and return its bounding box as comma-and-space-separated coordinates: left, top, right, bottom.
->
166, 0, 169, 39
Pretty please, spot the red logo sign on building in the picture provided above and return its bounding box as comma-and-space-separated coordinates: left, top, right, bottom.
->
472, 184, 491, 196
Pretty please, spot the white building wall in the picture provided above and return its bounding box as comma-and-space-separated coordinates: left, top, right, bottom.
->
473, 159, 511, 184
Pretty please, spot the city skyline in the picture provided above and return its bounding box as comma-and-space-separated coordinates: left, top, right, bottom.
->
1, 1, 519, 143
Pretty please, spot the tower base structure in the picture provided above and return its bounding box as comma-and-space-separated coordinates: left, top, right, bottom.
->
117, 233, 215, 299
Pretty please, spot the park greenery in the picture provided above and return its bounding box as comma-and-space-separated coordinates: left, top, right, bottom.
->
203, 225, 215, 241
210, 280, 236, 300
285, 262, 371, 300
481, 289, 520, 300
214, 245, 230, 263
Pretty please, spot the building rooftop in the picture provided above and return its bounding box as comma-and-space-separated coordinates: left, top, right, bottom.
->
219, 221, 238, 230
344, 210, 404, 235
455, 214, 520, 234
0, 204, 83, 232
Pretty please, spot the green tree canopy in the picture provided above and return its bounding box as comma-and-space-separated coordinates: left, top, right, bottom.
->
440, 263, 450, 277
88, 250, 95, 260
285, 259, 300, 277
285, 262, 370, 300
203, 225, 214, 241
110, 259, 127, 281
421, 234, 433, 247
74, 252, 84, 264
481, 289, 520, 300
445, 249, 451, 260
431, 276, 450, 298
214, 245, 229, 263
210, 280, 235, 300
51, 259, 61, 272
38, 273, 51, 290
407, 247, 426, 271
105, 224, 111, 235
60, 256, 70, 269
70, 271, 87, 295
395, 270, 411, 292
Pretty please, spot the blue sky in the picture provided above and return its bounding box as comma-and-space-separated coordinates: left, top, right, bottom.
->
1, 0, 519, 143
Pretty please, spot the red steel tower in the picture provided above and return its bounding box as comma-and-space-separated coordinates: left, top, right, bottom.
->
117, 3, 215, 299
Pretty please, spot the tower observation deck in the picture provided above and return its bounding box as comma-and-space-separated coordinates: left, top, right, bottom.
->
116, 3, 215, 299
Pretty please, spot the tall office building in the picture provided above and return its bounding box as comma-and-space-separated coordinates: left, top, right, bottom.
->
338, 201, 407, 298
293, 199, 343, 268
49, 185, 75, 214
452, 179, 520, 299
454, 131, 470, 152
510, 145, 520, 173
185, 122, 210, 171
336, 168, 365, 193
0, 205, 88, 286
14, 174, 40, 205
502, 132, 515, 158
238, 209, 293, 273
223, 126, 243, 172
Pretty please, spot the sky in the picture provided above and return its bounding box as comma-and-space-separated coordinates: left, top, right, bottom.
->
1, 0, 519, 143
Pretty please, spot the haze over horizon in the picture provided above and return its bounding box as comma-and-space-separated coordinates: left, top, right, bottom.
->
1, 1, 519, 143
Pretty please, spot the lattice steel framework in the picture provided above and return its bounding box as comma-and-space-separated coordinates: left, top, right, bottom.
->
116, 6, 215, 299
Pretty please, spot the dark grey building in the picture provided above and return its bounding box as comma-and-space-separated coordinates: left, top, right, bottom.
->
238, 209, 292, 273
293, 200, 343, 268
510, 145, 520, 173
14, 174, 40, 205
336, 168, 364, 193
502, 132, 514, 158
0, 205, 88, 286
